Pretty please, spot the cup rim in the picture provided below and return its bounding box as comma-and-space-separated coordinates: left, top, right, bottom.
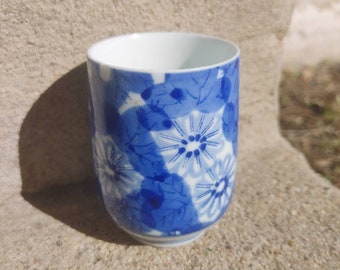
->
87, 32, 240, 73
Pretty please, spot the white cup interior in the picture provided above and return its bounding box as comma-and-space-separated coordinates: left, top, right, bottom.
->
88, 32, 239, 72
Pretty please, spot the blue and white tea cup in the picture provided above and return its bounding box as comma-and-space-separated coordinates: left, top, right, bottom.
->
87, 32, 240, 247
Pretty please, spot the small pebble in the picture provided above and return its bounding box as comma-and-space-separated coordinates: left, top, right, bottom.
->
290, 209, 298, 216
56, 239, 63, 247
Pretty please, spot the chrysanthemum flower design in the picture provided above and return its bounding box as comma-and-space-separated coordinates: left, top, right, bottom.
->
194, 154, 236, 223
92, 133, 143, 199
151, 109, 228, 178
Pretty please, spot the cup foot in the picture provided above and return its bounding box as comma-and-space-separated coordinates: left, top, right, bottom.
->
127, 230, 205, 248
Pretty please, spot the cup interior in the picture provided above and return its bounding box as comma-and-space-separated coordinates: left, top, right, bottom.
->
87, 32, 239, 72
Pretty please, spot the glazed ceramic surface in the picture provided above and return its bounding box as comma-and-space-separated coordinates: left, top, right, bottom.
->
87, 32, 240, 246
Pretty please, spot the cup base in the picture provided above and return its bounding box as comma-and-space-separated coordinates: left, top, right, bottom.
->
126, 230, 205, 248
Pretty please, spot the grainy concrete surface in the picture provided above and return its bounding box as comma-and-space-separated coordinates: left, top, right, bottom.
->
1, 0, 339, 269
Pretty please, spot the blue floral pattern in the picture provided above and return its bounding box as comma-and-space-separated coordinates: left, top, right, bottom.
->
195, 154, 236, 222
88, 57, 239, 237
151, 109, 229, 178
92, 133, 143, 200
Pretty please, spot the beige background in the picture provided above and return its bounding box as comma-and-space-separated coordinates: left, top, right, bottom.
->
1, 0, 339, 269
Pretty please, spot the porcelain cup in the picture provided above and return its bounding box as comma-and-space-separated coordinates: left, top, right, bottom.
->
87, 32, 240, 247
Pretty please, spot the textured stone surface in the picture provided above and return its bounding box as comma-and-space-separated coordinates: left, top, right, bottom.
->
1, 0, 339, 269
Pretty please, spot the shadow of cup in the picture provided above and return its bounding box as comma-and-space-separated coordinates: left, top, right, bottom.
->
19, 63, 138, 244
19, 63, 94, 193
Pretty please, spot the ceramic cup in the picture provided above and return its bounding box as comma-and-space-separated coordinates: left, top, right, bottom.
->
87, 32, 240, 247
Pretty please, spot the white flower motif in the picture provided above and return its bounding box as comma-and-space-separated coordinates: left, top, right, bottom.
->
151, 72, 165, 84
217, 68, 225, 79
194, 154, 236, 223
92, 133, 143, 199
151, 108, 230, 178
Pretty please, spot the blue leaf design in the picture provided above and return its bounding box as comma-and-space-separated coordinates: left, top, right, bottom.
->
221, 58, 239, 155
103, 191, 151, 233
140, 174, 201, 235
109, 70, 154, 108
223, 58, 239, 104
113, 107, 166, 176
222, 102, 238, 155
140, 68, 228, 118
136, 105, 173, 131
220, 76, 231, 101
